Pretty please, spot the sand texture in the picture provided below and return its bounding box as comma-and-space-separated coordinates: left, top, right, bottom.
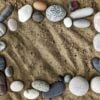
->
0, 0, 100, 100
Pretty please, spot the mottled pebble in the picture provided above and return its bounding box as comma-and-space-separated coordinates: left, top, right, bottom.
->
46, 5, 66, 22
69, 76, 89, 96
0, 56, 6, 71
64, 74, 72, 83
0, 41, 6, 51
5, 67, 13, 78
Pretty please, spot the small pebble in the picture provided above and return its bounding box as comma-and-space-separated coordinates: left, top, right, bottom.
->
42, 81, 65, 98
0, 56, 6, 71
5, 67, 13, 78
32, 80, 50, 92
73, 19, 90, 28
18, 4, 33, 22
10, 81, 24, 92
64, 74, 72, 83
8, 19, 17, 31
63, 17, 72, 28
0, 23, 7, 37
69, 76, 89, 96
33, 1, 47, 11
93, 34, 100, 51
24, 89, 39, 99
32, 11, 44, 22
46, 5, 66, 22
0, 41, 6, 51
91, 76, 100, 93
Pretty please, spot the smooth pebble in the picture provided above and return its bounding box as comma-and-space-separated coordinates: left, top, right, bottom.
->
5, 67, 13, 78
32, 80, 50, 92
0, 41, 6, 51
69, 76, 89, 96
0, 56, 6, 71
46, 5, 66, 22
64, 74, 72, 83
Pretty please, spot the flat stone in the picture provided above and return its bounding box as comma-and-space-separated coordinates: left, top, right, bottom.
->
0, 41, 6, 51
0, 56, 6, 71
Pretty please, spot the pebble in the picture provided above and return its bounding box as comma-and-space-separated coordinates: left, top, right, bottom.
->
0, 56, 6, 71
8, 19, 17, 31
70, 7, 94, 19
32, 11, 44, 22
94, 12, 100, 32
91, 76, 100, 93
63, 17, 72, 28
69, 76, 89, 96
24, 89, 39, 99
46, 5, 66, 22
33, 1, 47, 11
0, 72, 7, 95
10, 81, 24, 92
5, 67, 13, 78
32, 80, 50, 92
0, 41, 6, 51
0, 23, 7, 37
73, 19, 90, 28
93, 34, 100, 51
18, 5, 33, 22
64, 74, 72, 83
42, 81, 65, 98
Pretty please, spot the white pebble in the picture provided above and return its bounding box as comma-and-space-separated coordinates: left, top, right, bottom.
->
18, 5, 33, 22
0, 23, 6, 37
32, 80, 50, 92
10, 81, 24, 92
24, 89, 39, 100
63, 17, 72, 28
0, 41, 6, 51
5, 67, 13, 78
69, 76, 89, 96
91, 76, 100, 93
64, 74, 72, 83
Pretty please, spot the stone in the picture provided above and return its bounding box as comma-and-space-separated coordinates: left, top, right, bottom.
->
64, 74, 72, 83
18, 5, 33, 22
0, 23, 7, 37
24, 89, 39, 99
94, 12, 100, 32
33, 1, 47, 11
0, 56, 6, 71
69, 76, 89, 96
10, 81, 24, 92
73, 19, 90, 28
8, 19, 17, 31
5, 67, 13, 78
93, 34, 100, 51
70, 7, 94, 19
32, 80, 50, 92
46, 5, 66, 22
91, 76, 100, 93
32, 11, 44, 22
63, 17, 72, 28
42, 81, 65, 98
0, 41, 6, 51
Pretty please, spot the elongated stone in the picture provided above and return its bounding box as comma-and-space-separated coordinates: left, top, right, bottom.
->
0, 56, 6, 71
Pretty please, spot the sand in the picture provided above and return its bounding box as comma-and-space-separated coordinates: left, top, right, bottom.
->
0, 0, 100, 100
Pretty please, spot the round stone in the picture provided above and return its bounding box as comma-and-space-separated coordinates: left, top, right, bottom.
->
64, 74, 72, 83
91, 76, 100, 93
46, 5, 66, 22
93, 34, 100, 51
24, 89, 39, 99
63, 17, 72, 28
0, 41, 6, 51
69, 76, 89, 96
32, 80, 50, 92
10, 81, 24, 92
0, 56, 6, 71
8, 19, 17, 31
32, 11, 44, 23
18, 4, 33, 22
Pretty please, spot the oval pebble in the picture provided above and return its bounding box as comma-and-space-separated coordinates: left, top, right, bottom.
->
63, 17, 72, 28
73, 19, 90, 28
0, 41, 6, 51
32, 11, 44, 22
8, 19, 17, 31
42, 81, 65, 98
33, 1, 47, 11
91, 76, 100, 93
64, 74, 72, 83
32, 80, 50, 92
93, 34, 100, 51
10, 81, 24, 92
18, 5, 33, 22
94, 12, 100, 32
24, 89, 39, 99
0, 56, 6, 71
5, 67, 13, 78
0, 23, 7, 37
69, 76, 89, 96
46, 5, 66, 22
70, 7, 94, 19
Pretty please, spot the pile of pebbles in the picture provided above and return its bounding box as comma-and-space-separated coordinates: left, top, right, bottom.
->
0, 0, 100, 99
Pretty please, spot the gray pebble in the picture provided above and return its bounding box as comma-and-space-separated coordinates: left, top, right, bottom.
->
0, 41, 6, 51
64, 74, 72, 83
46, 5, 66, 22
0, 56, 6, 71
5, 67, 13, 78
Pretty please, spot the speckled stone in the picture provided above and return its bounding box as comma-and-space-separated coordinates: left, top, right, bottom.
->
0, 56, 6, 71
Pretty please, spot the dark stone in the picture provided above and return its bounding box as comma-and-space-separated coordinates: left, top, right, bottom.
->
0, 56, 6, 71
